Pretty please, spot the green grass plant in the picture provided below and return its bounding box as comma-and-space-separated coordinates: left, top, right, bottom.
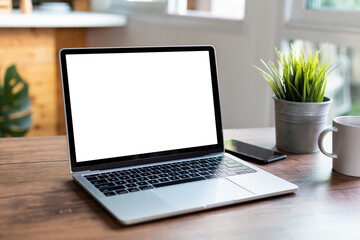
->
254, 44, 336, 102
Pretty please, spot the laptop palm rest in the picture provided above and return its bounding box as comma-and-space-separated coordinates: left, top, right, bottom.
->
153, 178, 254, 210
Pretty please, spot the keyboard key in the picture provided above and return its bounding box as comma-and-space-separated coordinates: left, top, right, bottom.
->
160, 165, 171, 170
141, 172, 151, 176
189, 173, 200, 178
148, 175, 159, 179
170, 167, 181, 172
207, 166, 217, 171
96, 182, 115, 189
114, 180, 127, 185
115, 190, 128, 195
139, 185, 154, 190
104, 192, 116, 197
168, 176, 180, 181
85, 176, 98, 181
129, 174, 141, 179
128, 188, 140, 192
87, 173, 100, 177
158, 178, 170, 183
137, 177, 148, 181
108, 178, 118, 182
99, 185, 125, 192
179, 175, 190, 179
148, 179, 160, 184
198, 168, 208, 172
181, 167, 191, 171
90, 179, 108, 185
126, 179, 138, 184
137, 181, 148, 186
119, 176, 130, 180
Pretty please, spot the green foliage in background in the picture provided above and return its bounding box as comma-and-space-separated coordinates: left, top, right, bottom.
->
348, 99, 360, 115
0, 65, 31, 137
254, 44, 336, 102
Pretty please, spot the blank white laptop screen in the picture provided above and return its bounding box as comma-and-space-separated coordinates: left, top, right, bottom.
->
65, 51, 218, 163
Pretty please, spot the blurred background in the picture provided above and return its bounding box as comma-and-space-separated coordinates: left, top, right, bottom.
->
1, 0, 360, 137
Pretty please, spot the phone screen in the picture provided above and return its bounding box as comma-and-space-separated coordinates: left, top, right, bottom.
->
224, 139, 286, 163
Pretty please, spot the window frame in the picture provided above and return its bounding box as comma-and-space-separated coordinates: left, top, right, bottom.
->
108, 0, 247, 33
168, 0, 246, 21
109, 0, 168, 15
285, 0, 360, 33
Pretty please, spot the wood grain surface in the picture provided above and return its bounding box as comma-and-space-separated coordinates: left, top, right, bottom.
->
1, 128, 360, 240
0, 28, 85, 137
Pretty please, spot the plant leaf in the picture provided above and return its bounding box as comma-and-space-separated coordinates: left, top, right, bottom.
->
253, 42, 336, 102
0, 65, 32, 137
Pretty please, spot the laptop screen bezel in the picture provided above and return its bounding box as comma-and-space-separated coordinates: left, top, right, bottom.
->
60, 45, 224, 172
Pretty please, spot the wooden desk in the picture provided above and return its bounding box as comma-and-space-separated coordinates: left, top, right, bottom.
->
1, 128, 360, 240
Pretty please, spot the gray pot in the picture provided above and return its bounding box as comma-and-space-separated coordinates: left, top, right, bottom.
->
274, 96, 332, 153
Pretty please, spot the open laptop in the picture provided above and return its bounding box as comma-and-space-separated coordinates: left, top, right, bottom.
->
59, 45, 297, 225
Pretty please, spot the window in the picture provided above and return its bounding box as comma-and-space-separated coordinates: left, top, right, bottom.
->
306, 0, 360, 12
286, 0, 360, 28
280, 1, 360, 118
168, 0, 246, 20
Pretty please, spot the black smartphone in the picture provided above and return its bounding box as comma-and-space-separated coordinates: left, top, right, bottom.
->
224, 139, 286, 164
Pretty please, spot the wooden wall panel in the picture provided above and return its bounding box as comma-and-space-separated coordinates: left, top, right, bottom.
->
0, 28, 57, 137
0, 28, 86, 137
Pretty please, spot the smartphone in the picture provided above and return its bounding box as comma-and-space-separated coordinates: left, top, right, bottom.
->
224, 139, 286, 164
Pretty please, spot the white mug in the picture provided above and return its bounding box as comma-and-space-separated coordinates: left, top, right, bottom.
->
318, 116, 360, 177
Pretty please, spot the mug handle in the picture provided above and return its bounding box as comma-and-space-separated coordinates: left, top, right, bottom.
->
318, 127, 338, 159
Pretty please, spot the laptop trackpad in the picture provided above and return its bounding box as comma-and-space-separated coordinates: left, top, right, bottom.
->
153, 178, 254, 210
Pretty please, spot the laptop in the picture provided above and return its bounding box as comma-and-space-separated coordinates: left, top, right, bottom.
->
59, 45, 298, 225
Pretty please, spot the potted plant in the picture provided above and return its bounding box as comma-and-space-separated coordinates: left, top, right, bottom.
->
0, 65, 31, 137
254, 44, 335, 153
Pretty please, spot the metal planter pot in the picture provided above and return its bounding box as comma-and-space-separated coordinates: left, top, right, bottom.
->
274, 96, 332, 153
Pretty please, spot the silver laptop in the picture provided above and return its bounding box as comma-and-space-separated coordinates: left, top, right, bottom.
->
59, 45, 297, 225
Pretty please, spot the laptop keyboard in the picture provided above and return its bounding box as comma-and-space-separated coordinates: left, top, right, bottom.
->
84, 156, 257, 197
